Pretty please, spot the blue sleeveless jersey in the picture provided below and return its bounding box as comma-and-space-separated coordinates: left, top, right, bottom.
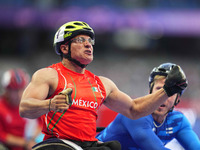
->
96, 111, 200, 150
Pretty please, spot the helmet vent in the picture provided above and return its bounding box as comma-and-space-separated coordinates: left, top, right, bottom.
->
74, 22, 84, 26
65, 25, 75, 29
158, 68, 166, 72
82, 22, 89, 26
83, 27, 91, 31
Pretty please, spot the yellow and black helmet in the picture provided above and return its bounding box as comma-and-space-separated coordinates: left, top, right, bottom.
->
54, 21, 95, 55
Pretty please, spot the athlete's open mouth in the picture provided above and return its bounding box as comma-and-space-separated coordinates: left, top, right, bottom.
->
160, 104, 165, 107
85, 50, 92, 54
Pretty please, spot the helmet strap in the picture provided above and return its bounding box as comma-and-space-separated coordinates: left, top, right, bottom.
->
166, 94, 180, 114
149, 83, 154, 94
63, 42, 88, 68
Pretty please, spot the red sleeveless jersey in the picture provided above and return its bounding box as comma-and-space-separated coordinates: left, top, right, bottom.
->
41, 62, 106, 141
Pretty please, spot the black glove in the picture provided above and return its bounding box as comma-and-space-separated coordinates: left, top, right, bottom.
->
163, 65, 188, 97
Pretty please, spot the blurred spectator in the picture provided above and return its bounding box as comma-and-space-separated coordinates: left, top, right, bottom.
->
0, 68, 41, 150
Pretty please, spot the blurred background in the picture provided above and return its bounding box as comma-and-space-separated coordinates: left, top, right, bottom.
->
0, 0, 199, 147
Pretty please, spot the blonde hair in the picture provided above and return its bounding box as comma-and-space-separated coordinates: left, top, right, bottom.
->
150, 75, 166, 90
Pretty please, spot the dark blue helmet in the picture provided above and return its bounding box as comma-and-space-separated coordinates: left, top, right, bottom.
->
149, 63, 187, 112
149, 63, 176, 90
149, 62, 187, 96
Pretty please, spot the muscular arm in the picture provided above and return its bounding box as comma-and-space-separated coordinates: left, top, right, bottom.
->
100, 76, 168, 119
122, 116, 170, 150
19, 68, 69, 119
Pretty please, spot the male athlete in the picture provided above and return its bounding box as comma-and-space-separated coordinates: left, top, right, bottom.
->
96, 63, 200, 150
19, 21, 187, 150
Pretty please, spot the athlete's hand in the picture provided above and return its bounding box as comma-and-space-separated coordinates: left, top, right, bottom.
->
59, 88, 73, 105
49, 88, 73, 112
25, 139, 36, 150
163, 65, 188, 97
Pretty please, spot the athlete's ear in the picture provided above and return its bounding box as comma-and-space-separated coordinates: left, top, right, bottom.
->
60, 44, 69, 54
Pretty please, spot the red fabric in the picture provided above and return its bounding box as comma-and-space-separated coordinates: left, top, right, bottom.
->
96, 105, 118, 128
41, 62, 106, 141
0, 96, 26, 150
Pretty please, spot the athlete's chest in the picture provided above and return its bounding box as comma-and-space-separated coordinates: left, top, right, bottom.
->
152, 118, 182, 144
58, 73, 104, 109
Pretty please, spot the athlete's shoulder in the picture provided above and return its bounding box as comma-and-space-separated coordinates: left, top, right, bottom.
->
30, 67, 58, 91
98, 76, 117, 90
120, 113, 153, 124
110, 113, 124, 124
135, 114, 153, 124
167, 110, 186, 126
47, 62, 62, 70
168, 110, 184, 118
33, 67, 57, 79
116, 113, 125, 120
